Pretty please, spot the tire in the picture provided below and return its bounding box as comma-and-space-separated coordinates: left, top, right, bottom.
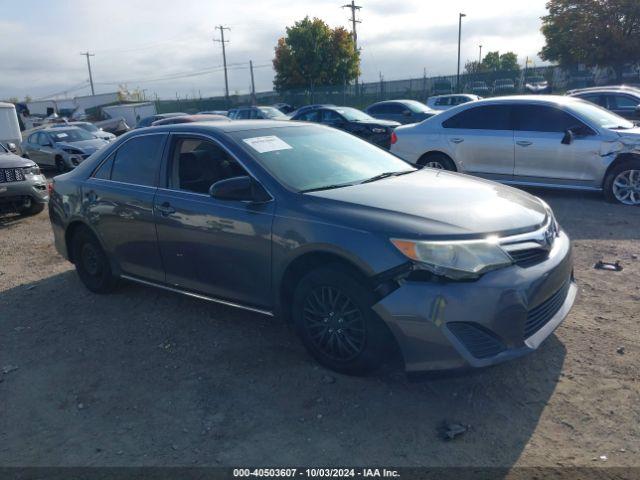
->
55, 156, 67, 174
292, 264, 393, 375
18, 200, 45, 217
418, 152, 456, 171
71, 227, 118, 293
603, 159, 640, 205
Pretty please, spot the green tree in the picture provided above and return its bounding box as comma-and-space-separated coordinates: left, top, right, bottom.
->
540, 0, 640, 81
479, 51, 520, 72
464, 60, 485, 74
273, 17, 360, 92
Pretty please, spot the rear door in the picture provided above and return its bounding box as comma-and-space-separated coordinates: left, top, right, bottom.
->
441, 104, 514, 178
512, 104, 602, 185
84, 133, 167, 281
153, 134, 274, 308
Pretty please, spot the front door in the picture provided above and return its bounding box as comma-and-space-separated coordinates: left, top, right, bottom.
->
441, 104, 515, 178
84, 133, 167, 281
154, 135, 274, 308
512, 104, 603, 186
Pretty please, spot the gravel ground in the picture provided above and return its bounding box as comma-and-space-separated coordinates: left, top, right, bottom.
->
0, 188, 638, 468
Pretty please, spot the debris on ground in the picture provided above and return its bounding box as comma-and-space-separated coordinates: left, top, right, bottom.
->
1, 365, 18, 375
594, 261, 623, 272
617, 346, 625, 355
438, 421, 469, 441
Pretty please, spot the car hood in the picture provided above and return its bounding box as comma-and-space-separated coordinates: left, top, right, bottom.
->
0, 151, 35, 168
305, 169, 548, 239
57, 139, 108, 153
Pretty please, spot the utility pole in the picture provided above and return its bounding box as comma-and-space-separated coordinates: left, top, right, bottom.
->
478, 44, 482, 64
249, 60, 256, 105
214, 25, 231, 103
456, 13, 466, 93
80, 52, 95, 96
342, 0, 361, 95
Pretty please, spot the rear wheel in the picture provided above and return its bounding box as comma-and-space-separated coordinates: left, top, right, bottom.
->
71, 228, 118, 293
292, 264, 392, 375
604, 159, 640, 205
418, 152, 456, 171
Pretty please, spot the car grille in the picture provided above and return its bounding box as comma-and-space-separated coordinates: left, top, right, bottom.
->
509, 248, 550, 267
524, 280, 571, 338
448, 322, 506, 359
0, 168, 25, 183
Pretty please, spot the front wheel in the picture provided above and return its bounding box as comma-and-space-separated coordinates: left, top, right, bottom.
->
292, 265, 393, 375
71, 228, 119, 293
604, 160, 640, 205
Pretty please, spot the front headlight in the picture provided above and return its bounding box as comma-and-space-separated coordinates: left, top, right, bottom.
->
391, 238, 513, 280
22, 165, 41, 175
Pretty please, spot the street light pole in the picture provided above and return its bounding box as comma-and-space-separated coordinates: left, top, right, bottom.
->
479, 44, 482, 64
456, 13, 466, 93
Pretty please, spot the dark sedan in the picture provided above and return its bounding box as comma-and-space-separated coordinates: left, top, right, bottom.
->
151, 114, 231, 126
49, 121, 576, 375
291, 106, 400, 148
366, 100, 438, 124
136, 112, 187, 128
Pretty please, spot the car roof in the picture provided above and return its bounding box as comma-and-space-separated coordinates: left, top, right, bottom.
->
568, 86, 640, 95
139, 119, 303, 134
369, 99, 426, 105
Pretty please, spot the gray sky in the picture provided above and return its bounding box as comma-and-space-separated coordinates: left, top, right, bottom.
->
0, 0, 549, 100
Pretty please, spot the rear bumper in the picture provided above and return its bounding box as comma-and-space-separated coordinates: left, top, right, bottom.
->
373, 230, 575, 372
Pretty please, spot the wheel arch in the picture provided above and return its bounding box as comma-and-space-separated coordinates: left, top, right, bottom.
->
603, 152, 640, 188
417, 150, 458, 171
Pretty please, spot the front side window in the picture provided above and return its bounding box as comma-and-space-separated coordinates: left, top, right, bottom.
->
37, 132, 51, 146
435, 97, 450, 106
609, 94, 639, 109
321, 110, 344, 123
232, 125, 414, 193
110, 134, 165, 186
236, 109, 251, 120
443, 105, 512, 130
298, 111, 320, 122
514, 105, 588, 133
170, 137, 247, 194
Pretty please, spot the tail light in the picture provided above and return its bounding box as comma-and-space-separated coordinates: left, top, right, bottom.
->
390, 131, 398, 145
48, 181, 54, 196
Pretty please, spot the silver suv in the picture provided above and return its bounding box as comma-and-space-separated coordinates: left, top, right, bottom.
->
391, 95, 640, 205
0, 142, 48, 216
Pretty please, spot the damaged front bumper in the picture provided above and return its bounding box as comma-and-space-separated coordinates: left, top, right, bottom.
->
372, 230, 576, 372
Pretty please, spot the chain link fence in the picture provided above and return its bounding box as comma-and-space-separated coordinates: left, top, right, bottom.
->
155, 64, 640, 113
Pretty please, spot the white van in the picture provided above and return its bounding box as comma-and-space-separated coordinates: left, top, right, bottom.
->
0, 102, 22, 155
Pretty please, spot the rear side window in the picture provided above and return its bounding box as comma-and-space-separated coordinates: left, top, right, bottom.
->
236, 109, 251, 119
110, 134, 165, 186
435, 97, 450, 106
609, 94, 639, 108
298, 110, 320, 122
93, 153, 115, 179
513, 105, 583, 133
443, 105, 512, 130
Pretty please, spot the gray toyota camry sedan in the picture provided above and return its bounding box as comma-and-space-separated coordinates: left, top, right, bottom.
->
49, 120, 576, 375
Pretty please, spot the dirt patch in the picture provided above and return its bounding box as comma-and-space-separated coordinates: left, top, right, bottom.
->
0, 189, 638, 467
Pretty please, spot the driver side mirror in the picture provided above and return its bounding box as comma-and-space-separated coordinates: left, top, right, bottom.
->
561, 129, 574, 145
7, 142, 17, 153
209, 175, 269, 202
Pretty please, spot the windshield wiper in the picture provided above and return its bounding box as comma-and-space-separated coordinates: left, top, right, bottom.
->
300, 182, 358, 193
360, 170, 414, 184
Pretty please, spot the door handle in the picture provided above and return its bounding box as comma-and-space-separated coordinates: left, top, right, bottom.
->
156, 202, 176, 216
516, 140, 533, 147
450, 138, 464, 144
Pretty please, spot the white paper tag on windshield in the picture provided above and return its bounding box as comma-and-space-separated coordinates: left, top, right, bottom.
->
56, 133, 68, 138
243, 135, 292, 153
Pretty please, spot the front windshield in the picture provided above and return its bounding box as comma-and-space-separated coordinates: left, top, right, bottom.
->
333, 107, 373, 121
50, 128, 96, 143
570, 100, 634, 129
258, 107, 288, 119
78, 123, 99, 132
232, 125, 415, 192
403, 100, 430, 113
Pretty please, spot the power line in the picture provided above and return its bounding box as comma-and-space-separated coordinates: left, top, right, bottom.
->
214, 25, 231, 102
34, 81, 90, 101
80, 52, 96, 95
